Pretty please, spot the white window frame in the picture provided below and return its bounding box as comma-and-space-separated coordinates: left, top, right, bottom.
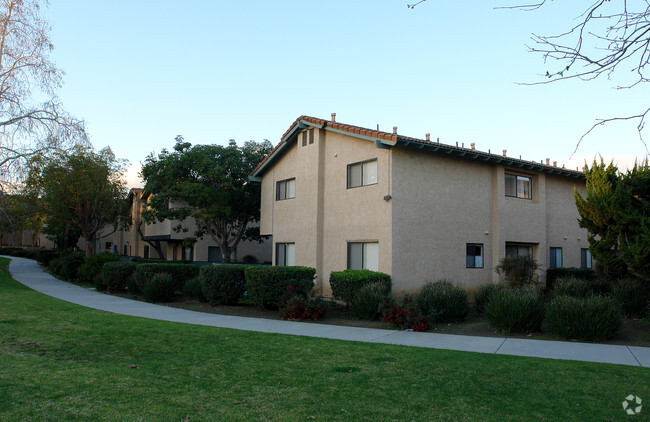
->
276, 178, 296, 201
347, 159, 378, 189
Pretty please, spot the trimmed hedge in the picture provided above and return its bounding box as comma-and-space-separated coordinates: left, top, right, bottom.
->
244, 266, 316, 309
200, 265, 248, 305
545, 295, 623, 341
99, 261, 137, 293
329, 269, 392, 306
142, 273, 176, 303
50, 253, 85, 281
415, 280, 469, 323
545, 267, 596, 290
485, 288, 545, 333
78, 253, 120, 286
37, 250, 60, 266
134, 263, 200, 292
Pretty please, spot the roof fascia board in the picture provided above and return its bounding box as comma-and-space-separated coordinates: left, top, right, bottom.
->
323, 126, 397, 148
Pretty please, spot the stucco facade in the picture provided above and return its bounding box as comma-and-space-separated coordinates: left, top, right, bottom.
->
252, 115, 590, 295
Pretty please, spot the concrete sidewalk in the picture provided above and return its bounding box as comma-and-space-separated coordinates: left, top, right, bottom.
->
5, 256, 650, 368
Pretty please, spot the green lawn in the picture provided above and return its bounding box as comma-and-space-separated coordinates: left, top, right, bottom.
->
1, 258, 648, 421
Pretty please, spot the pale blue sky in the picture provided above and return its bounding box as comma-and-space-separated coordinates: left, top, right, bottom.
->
44, 1, 648, 185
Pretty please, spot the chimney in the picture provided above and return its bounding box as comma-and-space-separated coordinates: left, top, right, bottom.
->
553, 161, 557, 167
502, 149, 507, 156
545, 158, 550, 165
331, 113, 336, 122
393, 126, 397, 135
471, 143, 475, 150
425, 133, 430, 141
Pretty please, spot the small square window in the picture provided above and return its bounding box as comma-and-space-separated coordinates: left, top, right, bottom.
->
347, 159, 378, 189
347, 242, 378, 271
276, 178, 296, 200
505, 173, 532, 199
466, 243, 484, 268
276, 243, 295, 266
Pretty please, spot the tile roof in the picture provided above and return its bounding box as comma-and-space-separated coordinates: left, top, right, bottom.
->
250, 115, 585, 179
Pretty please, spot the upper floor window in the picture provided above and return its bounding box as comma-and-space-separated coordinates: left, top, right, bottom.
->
466, 243, 484, 268
505, 173, 532, 199
347, 242, 379, 271
550, 247, 563, 269
581, 248, 592, 269
276, 178, 296, 200
506, 244, 533, 257
347, 159, 377, 189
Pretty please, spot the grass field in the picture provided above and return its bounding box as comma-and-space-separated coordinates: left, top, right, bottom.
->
1, 258, 648, 421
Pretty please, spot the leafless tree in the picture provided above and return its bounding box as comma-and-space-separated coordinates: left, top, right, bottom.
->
410, 1, 650, 155
0, 0, 87, 189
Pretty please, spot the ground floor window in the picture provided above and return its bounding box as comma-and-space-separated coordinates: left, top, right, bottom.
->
143, 245, 150, 259
347, 242, 378, 271
182, 246, 194, 261
506, 243, 533, 257
549, 247, 562, 268
276, 243, 295, 266
581, 248, 592, 269
466, 243, 484, 268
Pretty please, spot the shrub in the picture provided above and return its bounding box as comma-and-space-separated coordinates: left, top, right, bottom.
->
415, 280, 468, 323
612, 278, 649, 318
0, 247, 21, 255
495, 255, 540, 288
550, 276, 597, 299
126, 275, 140, 296
329, 269, 392, 306
50, 252, 85, 281
134, 263, 200, 292
199, 265, 247, 305
78, 253, 120, 286
99, 261, 137, 293
142, 273, 176, 303
245, 266, 316, 309
241, 254, 258, 264
37, 250, 59, 266
279, 290, 327, 321
545, 267, 596, 290
473, 283, 504, 316
9, 248, 29, 258
183, 277, 206, 301
350, 283, 390, 320
380, 296, 428, 331
485, 288, 545, 333
545, 295, 623, 341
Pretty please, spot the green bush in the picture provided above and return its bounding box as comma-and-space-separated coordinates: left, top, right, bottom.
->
244, 266, 316, 309
350, 283, 390, 320
183, 277, 206, 301
0, 247, 21, 255
142, 273, 176, 303
8, 248, 30, 258
485, 288, 545, 333
550, 276, 597, 299
199, 265, 247, 305
78, 253, 120, 286
279, 293, 327, 321
495, 255, 540, 288
545, 295, 623, 341
473, 283, 504, 316
612, 278, 649, 318
134, 263, 200, 292
37, 250, 60, 266
380, 295, 429, 331
99, 261, 137, 293
415, 280, 469, 323
545, 267, 596, 290
50, 252, 85, 281
329, 269, 392, 306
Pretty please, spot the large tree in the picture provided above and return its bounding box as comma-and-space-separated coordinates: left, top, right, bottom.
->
575, 160, 650, 281
25, 146, 130, 254
0, 0, 87, 188
140, 137, 272, 261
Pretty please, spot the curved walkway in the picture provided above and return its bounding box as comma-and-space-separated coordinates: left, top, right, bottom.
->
6, 256, 650, 367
